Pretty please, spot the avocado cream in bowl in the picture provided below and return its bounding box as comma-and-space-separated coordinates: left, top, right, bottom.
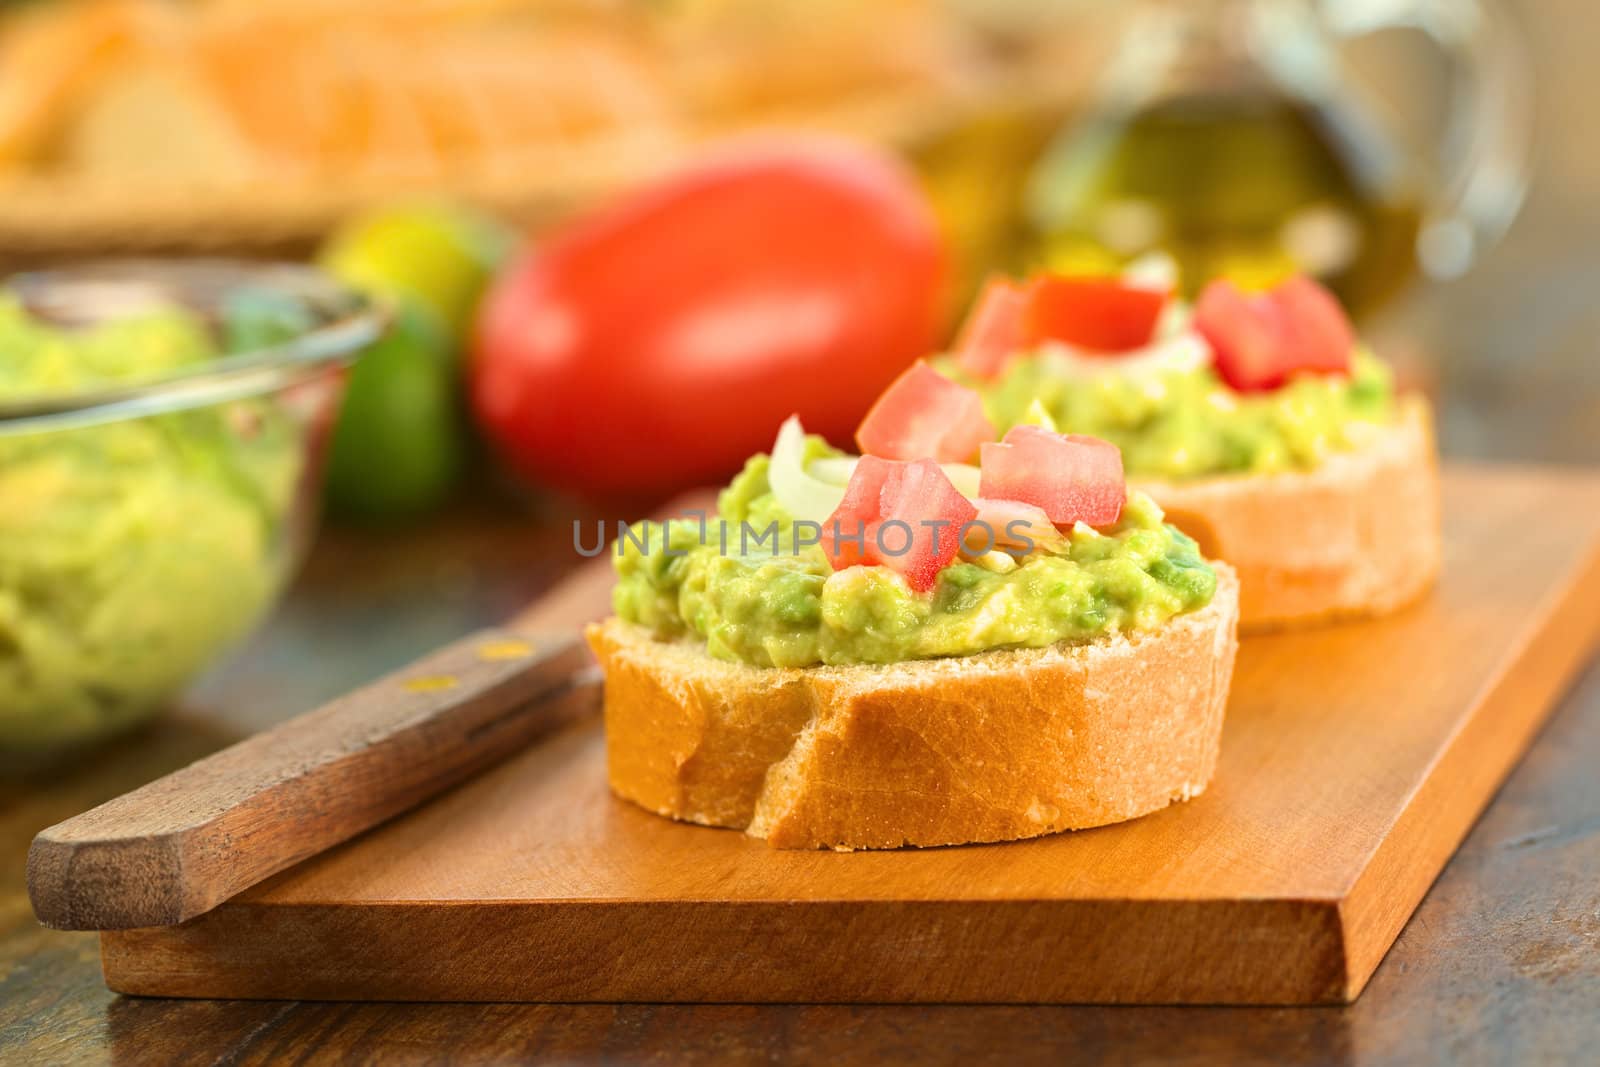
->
0, 261, 383, 754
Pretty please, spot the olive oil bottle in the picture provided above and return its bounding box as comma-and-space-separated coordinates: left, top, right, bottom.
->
1017, 0, 1529, 320
1024, 91, 1423, 317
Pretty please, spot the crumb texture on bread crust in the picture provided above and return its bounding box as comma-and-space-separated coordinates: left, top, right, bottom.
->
1145, 397, 1439, 632
586, 567, 1239, 850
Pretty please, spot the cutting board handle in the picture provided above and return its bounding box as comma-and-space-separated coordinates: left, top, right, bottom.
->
27, 627, 601, 931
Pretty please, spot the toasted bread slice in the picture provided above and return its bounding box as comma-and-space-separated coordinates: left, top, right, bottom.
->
1144, 397, 1439, 633
586, 565, 1238, 850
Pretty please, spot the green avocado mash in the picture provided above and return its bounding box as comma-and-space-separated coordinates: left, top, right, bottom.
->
612, 437, 1216, 668
940, 348, 1394, 480
0, 294, 302, 750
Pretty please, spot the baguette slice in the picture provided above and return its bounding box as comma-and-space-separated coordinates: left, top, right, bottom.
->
586, 565, 1238, 850
1143, 396, 1439, 633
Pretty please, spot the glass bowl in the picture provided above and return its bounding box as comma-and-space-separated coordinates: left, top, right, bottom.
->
0, 260, 384, 755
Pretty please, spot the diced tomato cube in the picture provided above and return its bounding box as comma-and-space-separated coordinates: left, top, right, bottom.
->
952, 272, 1171, 378
978, 426, 1125, 527
952, 276, 1030, 379
820, 455, 894, 570
855, 361, 996, 463
1272, 275, 1355, 375
1194, 280, 1285, 391
822, 456, 978, 592
1194, 276, 1354, 392
1025, 276, 1169, 354
878, 460, 978, 590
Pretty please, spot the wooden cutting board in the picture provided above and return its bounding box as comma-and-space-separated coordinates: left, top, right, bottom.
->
82, 466, 1600, 1004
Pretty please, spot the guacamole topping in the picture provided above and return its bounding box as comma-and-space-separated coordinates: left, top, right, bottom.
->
939, 345, 1393, 481
0, 293, 303, 749
613, 435, 1216, 668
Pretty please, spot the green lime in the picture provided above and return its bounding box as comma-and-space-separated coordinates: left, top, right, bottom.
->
319, 202, 514, 339
324, 300, 464, 521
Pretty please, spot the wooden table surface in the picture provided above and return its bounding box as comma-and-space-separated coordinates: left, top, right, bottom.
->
1, 494, 1596, 1066
5, 0, 1600, 1059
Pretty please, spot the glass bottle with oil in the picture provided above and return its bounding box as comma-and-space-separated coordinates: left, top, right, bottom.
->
1021, 0, 1531, 319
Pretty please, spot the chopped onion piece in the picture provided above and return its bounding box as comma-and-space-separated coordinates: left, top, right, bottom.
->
768, 416, 845, 524
807, 456, 858, 486
1153, 297, 1192, 341
940, 462, 981, 499
961, 497, 1068, 560
1123, 251, 1179, 292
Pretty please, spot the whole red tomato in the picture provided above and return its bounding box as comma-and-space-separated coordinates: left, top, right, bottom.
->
471, 138, 946, 501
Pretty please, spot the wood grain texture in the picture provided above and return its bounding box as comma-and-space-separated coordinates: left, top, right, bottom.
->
6, 634, 1598, 1067
28, 629, 600, 931
92, 465, 1600, 1006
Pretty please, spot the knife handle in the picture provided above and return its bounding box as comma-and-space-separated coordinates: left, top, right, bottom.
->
28, 628, 601, 931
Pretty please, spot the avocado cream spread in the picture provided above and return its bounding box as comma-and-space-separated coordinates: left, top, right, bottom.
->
613, 437, 1216, 668
0, 294, 302, 749
941, 349, 1394, 481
